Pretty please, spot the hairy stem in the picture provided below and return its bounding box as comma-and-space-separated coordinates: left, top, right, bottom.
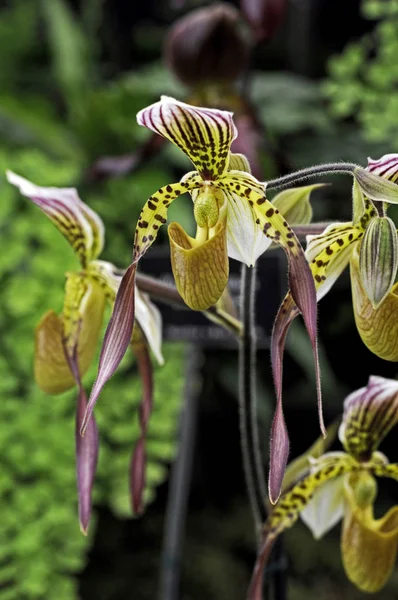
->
239, 264, 268, 535
266, 162, 358, 191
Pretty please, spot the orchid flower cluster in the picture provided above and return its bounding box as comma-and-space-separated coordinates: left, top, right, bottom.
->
9, 95, 398, 595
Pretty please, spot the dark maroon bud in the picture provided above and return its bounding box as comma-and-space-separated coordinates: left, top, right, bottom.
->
165, 3, 251, 87
240, 0, 287, 42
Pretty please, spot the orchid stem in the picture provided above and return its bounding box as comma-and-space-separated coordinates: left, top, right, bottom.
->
266, 162, 358, 191
158, 346, 202, 600
239, 264, 268, 537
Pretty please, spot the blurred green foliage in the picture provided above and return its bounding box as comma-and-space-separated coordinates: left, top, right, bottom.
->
0, 1, 188, 598
325, 0, 398, 144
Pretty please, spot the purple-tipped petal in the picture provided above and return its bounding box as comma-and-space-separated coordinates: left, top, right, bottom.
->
82, 263, 137, 435
269, 401, 290, 505
65, 347, 99, 534
130, 342, 154, 515
288, 256, 324, 436
130, 438, 146, 516
247, 536, 276, 600
76, 385, 99, 534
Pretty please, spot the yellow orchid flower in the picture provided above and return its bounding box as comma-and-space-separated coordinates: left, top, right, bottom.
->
303, 154, 398, 361
85, 96, 322, 506
249, 375, 398, 598
7, 171, 164, 530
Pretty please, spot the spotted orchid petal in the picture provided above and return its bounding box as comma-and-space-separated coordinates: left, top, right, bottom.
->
305, 221, 364, 301
217, 171, 322, 501
248, 454, 355, 598
224, 187, 272, 265
350, 244, 398, 360
137, 96, 237, 180
168, 218, 229, 309
300, 474, 345, 539
7, 171, 104, 267
342, 472, 398, 593
83, 177, 200, 431
34, 274, 106, 394
338, 375, 398, 461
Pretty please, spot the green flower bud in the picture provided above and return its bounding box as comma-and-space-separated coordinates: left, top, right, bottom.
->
359, 216, 398, 308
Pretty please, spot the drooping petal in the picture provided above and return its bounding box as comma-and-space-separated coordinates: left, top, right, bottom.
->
271, 184, 324, 226
75, 377, 99, 535
168, 218, 229, 309
61, 300, 99, 535
359, 216, 398, 308
219, 171, 322, 458
129, 342, 153, 515
354, 166, 398, 205
266, 454, 355, 539
300, 474, 345, 539
351, 244, 398, 360
83, 178, 200, 431
268, 400, 289, 504
89, 260, 164, 366
135, 288, 164, 366
7, 171, 104, 267
342, 473, 398, 593
82, 263, 137, 434
247, 535, 276, 600
338, 375, 398, 461
134, 174, 201, 263
137, 97, 237, 180
34, 276, 106, 394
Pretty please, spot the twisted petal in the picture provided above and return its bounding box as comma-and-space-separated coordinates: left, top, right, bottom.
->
34, 275, 106, 394
137, 96, 237, 179
218, 173, 321, 482
129, 342, 153, 515
168, 218, 229, 310
342, 473, 398, 593
339, 376, 398, 461
351, 244, 398, 360
89, 260, 164, 366
83, 177, 200, 430
7, 171, 104, 267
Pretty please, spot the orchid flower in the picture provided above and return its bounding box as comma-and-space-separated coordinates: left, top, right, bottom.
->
7, 171, 163, 531
302, 154, 398, 361
249, 376, 398, 598
84, 96, 322, 505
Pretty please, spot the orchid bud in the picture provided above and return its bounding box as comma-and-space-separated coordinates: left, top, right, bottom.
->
359, 216, 398, 308
240, 0, 287, 42
164, 3, 250, 87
